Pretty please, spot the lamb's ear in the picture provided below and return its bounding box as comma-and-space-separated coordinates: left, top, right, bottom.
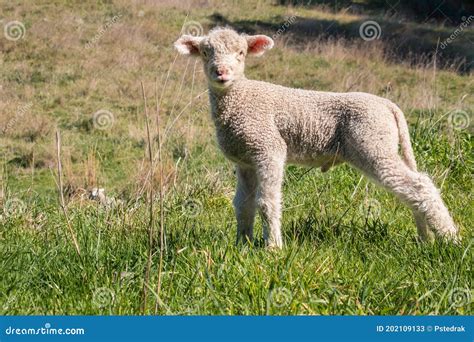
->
174, 35, 203, 55
245, 35, 274, 56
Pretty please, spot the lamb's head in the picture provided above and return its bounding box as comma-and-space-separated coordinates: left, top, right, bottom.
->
174, 27, 273, 90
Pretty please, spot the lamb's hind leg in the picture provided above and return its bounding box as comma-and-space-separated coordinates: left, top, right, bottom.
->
234, 166, 258, 245
352, 158, 458, 241
413, 210, 433, 242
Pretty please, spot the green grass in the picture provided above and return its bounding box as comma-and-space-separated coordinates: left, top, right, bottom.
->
0, 0, 472, 315
1, 117, 472, 315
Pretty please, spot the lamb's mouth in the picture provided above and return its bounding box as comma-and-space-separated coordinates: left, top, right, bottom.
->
212, 78, 233, 88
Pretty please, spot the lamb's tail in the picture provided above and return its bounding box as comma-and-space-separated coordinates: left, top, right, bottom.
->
391, 104, 417, 171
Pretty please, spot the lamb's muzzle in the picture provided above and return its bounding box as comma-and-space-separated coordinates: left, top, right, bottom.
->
174, 27, 459, 248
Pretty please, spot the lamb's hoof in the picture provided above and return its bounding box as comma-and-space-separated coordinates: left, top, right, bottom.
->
235, 235, 253, 246
265, 240, 283, 250
438, 227, 461, 245
428, 231, 461, 245
446, 233, 462, 245
416, 231, 435, 244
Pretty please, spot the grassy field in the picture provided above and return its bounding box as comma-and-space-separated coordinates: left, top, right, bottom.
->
0, 0, 472, 315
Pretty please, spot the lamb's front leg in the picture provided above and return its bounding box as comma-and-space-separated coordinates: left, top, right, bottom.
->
234, 166, 258, 245
256, 156, 285, 249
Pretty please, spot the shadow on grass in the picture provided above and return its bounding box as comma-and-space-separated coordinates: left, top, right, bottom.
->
209, 12, 474, 73
277, 0, 474, 26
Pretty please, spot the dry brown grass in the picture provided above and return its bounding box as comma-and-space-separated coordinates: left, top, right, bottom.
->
1, 0, 471, 197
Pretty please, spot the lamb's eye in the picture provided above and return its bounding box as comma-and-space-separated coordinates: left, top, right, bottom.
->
202, 50, 208, 58
239, 50, 245, 57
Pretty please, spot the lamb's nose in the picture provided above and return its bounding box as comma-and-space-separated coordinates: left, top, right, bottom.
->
216, 67, 228, 76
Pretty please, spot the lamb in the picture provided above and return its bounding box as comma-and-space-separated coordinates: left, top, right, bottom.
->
174, 27, 459, 248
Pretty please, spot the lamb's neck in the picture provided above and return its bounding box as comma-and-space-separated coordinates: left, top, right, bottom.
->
207, 76, 248, 99
208, 86, 227, 101
208, 88, 221, 119
208, 84, 229, 108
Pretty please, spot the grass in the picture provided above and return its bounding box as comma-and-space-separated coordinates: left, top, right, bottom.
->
0, 0, 472, 315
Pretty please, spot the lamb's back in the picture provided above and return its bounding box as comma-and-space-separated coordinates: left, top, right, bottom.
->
213, 79, 394, 164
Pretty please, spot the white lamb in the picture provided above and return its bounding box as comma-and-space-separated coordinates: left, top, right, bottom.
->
175, 27, 459, 248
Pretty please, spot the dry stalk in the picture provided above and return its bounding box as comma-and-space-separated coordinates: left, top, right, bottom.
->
141, 82, 155, 314
154, 77, 166, 314
55, 130, 81, 257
